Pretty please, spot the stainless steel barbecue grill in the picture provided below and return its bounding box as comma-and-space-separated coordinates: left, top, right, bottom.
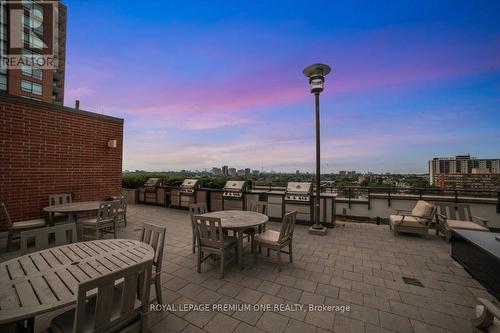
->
179, 179, 201, 207
222, 180, 248, 210
285, 182, 313, 222
139, 178, 165, 205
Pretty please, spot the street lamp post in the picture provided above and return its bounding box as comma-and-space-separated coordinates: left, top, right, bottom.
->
303, 63, 331, 236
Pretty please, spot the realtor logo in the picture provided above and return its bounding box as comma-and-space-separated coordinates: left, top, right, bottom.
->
0, 0, 58, 69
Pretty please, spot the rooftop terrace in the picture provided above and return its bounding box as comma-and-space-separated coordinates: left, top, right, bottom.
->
2, 204, 494, 333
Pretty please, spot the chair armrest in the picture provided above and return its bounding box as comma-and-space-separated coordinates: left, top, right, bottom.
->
435, 213, 447, 221
472, 216, 489, 227
474, 297, 500, 330
395, 210, 412, 215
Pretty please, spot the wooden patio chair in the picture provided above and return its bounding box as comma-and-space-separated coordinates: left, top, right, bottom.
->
115, 193, 128, 227
188, 203, 208, 253
193, 215, 237, 278
80, 201, 117, 240
435, 203, 489, 242
140, 222, 166, 304
50, 260, 152, 333
389, 200, 436, 239
20, 223, 77, 254
253, 211, 296, 272
244, 201, 268, 252
1, 202, 47, 252
48, 193, 72, 224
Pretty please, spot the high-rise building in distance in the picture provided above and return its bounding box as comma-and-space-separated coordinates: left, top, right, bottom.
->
1, 0, 67, 104
429, 155, 500, 189
222, 165, 228, 177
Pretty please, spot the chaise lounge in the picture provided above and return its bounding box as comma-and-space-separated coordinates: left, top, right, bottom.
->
389, 200, 436, 238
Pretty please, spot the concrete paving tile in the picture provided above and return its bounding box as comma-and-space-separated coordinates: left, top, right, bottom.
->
204, 313, 241, 333
256, 312, 289, 333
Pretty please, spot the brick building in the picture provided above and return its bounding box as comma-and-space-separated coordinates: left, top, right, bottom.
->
0, 93, 123, 228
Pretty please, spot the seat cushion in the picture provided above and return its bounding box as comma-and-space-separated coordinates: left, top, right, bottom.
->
389, 215, 426, 227
255, 230, 281, 245
51, 286, 141, 333
11, 219, 46, 230
411, 200, 434, 219
79, 217, 98, 225
446, 219, 488, 231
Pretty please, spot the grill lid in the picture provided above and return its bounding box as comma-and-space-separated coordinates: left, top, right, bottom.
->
286, 182, 312, 194
223, 180, 247, 191
180, 179, 200, 188
144, 178, 161, 187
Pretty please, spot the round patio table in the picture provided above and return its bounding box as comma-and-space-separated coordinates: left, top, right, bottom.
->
0, 239, 154, 327
43, 201, 101, 228
200, 210, 268, 270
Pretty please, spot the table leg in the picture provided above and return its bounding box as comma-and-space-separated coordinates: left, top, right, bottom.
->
237, 230, 243, 270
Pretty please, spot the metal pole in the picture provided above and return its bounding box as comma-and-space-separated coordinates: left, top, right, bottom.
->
313, 91, 322, 229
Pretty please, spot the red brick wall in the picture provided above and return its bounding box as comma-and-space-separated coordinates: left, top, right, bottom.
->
0, 94, 123, 229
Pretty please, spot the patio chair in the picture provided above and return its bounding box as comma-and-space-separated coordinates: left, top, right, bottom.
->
389, 200, 436, 239
473, 297, 500, 333
244, 201, 268, 252
253, 211, 296, 272
20, 223, 77, 254
50, 260, 152, 333
188, 202, 208, 253
115, 193, 128, 227
80, 201, 117, 240
140, 222, 166, 304
193, 215, 237, 278
435, 203, 489, 242
48, 193, 73, 224
1, 202, 47, 252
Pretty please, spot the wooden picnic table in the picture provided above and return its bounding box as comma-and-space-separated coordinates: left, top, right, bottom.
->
0, 239, 154, 326
200, 210, 268, 270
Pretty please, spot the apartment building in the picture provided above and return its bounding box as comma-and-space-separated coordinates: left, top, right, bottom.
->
1, 0, 66, 104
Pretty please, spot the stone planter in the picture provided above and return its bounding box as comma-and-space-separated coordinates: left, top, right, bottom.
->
123, 188, 138, 204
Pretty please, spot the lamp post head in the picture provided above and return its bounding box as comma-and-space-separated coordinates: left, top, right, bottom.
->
303, 63, 331, 94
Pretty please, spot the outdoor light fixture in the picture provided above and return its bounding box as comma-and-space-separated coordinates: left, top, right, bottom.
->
107, 139, 117, 148
303, 63, 331, 236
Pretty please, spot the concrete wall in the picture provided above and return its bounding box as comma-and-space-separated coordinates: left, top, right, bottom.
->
336, 194, 500, 228
0, 93, 123, 228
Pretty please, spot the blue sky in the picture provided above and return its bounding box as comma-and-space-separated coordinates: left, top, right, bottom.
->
62, 0, 500, 173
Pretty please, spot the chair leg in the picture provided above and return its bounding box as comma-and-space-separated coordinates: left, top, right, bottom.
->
250, 233, 255, 253
253, 242, 257, 264
6, 229, 13, 252
96, 228, 100, 240
124, 214, 127, 227
277, 248, 282, 272
155, 275, 162, 304
267, 248, 270, 257
197, 246, 202, 273
192, 228, 196, 254
289, 242, 293, 263
220, 252, 225, 279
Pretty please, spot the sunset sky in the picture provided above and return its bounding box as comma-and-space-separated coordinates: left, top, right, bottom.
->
63, 0, 500, 173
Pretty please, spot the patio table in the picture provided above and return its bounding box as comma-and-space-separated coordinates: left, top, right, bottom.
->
0, 239, 154, 328
43, 201, 102, 224
200, 210, 268, 270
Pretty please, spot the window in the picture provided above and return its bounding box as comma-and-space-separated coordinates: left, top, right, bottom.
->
21, 79, 42, 95
21, 65, 43, 80
23, 32, 44, 49
23, 16, 44, 34
0, 75, 6, 91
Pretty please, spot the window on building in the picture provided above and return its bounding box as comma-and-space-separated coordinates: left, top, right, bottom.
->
21, 79, 42, 95
23, 16, 44, 34
21, 65, 43, 80
23, 32, 45, 49
0, 75, 7, 91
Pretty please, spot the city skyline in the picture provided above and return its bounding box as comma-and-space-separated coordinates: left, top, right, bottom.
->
63, 1, 500, 173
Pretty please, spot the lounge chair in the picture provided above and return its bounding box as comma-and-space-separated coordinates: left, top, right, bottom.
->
435, 203, 489, 242
389, 200, 436, 239
473, 298, 500, 333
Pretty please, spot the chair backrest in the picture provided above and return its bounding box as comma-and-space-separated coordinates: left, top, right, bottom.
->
97, 201, 118, 223
193, 215, 224, 249
0, 202, 13, 228
20, 223, 77, 254
73, 260, 152, 333
140, 223, 166, 273
49, 193, 72, 206
436, 203, 472, 221
248, 201, 268, 215
117, 193, 127, 210
279, 211, 297, 243
189, 203, 208, 228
